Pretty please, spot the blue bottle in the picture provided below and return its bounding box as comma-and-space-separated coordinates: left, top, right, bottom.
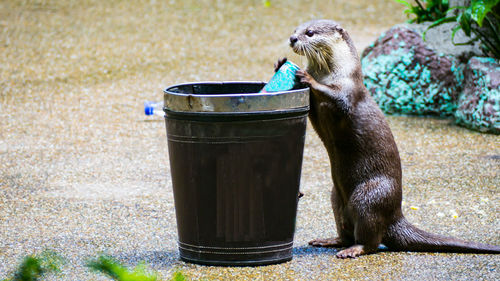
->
144, 101, 165, 117
260, 61, 301, 93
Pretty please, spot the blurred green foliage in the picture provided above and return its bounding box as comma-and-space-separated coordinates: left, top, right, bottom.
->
87, 255, 160, 281
1, 251, 64, 281
426, 0, 500, 58
394, 0, 449, 23
3, 252, 190, 281
394, 0, 500, 59
88, 255, 191, 281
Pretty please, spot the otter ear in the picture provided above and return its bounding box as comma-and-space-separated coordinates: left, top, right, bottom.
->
335, 26, 345, 34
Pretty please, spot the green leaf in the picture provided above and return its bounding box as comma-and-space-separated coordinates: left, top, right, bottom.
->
393, 0, 412, 8
484, 13, 500, 39
471, 0, 500, 26
170, 271, 188, 281
427, 15, 458, 28
88, 256, 158, 281
458, 8, 473, 36
451, 25, 465, 44
423, 16, 457, 40
13, 257, 43, 281
7, 251, 64, 281
452, 26, 477, 45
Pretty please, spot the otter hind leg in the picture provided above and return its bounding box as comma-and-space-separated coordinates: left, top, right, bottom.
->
335, 178, 396, 258
335, 223, 382, 258
309, 186, 354, 249
335, 216, 384, 258
336, 209, 384, 258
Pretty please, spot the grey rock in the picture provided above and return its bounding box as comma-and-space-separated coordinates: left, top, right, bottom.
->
407, 22, 482, 61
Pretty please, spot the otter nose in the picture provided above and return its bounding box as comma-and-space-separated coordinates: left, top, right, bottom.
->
289, 35, 298, 46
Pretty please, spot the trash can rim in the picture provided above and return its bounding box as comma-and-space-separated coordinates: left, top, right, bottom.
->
164, 80, 307, 97
163, 81, 310, 113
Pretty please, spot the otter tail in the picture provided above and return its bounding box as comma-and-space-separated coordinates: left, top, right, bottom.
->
385, 217, 500, 254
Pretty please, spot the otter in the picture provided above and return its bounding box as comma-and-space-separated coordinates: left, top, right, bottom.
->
275, 19, 500, 258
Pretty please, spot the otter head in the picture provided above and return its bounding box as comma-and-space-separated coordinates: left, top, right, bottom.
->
289, 20, 357, 75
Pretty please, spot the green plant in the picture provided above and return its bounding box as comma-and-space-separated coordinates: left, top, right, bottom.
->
1, 251, 64, 281
3, 252, 189, 281
425, 0, 500, 58
395, 0, 450, 23
87, 255, 160, 281
170, 271, 188, 281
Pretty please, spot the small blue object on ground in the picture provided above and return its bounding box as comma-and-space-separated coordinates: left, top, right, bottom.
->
144, 101, 164, 117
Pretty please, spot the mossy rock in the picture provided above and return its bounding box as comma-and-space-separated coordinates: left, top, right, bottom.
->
361, 25, 463, 116
361, 24, 499, 134
454, 57, 500, 134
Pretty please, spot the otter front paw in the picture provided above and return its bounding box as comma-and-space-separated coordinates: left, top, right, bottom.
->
296, 69, 315, 86
274, 57, 288, 72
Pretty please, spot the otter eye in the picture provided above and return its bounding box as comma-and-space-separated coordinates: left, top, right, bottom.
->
305, 30, 314, 37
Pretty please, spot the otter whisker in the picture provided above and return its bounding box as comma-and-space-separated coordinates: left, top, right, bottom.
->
315, 46, 329, 72
304, 45, 315, 69
319, 48, 328, 71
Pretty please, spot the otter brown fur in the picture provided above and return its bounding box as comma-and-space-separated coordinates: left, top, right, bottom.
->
276, 19, 500, 258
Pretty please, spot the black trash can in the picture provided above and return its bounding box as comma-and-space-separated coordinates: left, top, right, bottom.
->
163, 81, 309, 266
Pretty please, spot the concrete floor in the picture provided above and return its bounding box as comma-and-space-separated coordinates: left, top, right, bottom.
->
1, 1, 498, 280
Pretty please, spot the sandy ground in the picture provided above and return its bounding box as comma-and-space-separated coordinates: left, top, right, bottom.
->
1, 0, 499, 280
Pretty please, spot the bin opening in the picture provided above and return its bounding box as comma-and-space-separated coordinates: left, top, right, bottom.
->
167, 82, 266, 96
